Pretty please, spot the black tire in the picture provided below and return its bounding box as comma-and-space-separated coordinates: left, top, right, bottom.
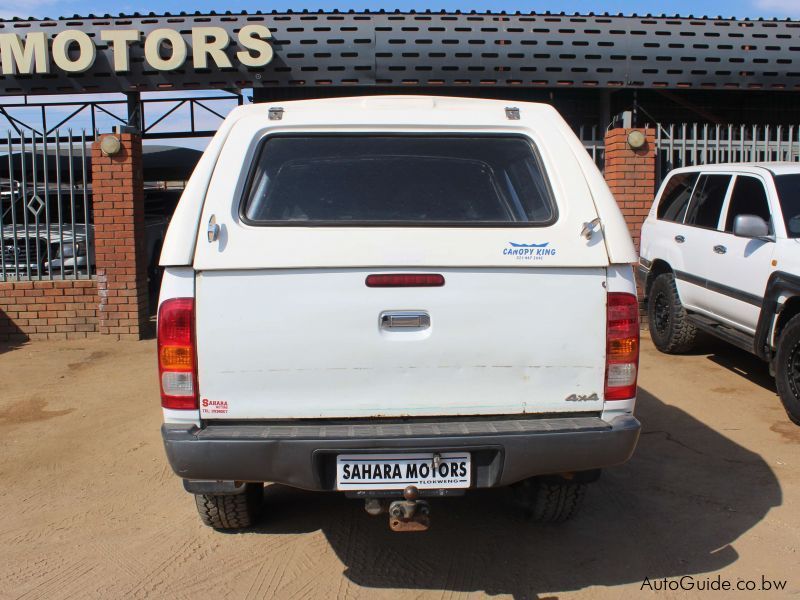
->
194, 483, 263, 529
647, 272, 697, 354
513, 477, 587, 523
773, 314, 800, 425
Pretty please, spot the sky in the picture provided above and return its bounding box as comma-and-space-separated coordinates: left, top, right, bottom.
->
0, 0, 799, 20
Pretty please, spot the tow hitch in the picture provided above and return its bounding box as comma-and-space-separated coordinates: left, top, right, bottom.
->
389, 486, 430, 532
364, 486, 431, 532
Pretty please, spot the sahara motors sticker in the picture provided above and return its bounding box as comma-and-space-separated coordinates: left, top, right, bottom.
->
201, 399, 229, 415
503, 242, 557, 261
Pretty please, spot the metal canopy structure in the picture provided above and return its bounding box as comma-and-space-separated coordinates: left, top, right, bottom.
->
0, 93, 243, 141
0, 11, 799, 96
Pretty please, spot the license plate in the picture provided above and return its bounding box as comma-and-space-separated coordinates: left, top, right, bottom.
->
336, 452, 471, 491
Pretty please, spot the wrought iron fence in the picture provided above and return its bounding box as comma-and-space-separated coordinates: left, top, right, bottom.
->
577, 125, 606, 170
655, 123, 800, 184
1, 130, 93, 282
8, 121, 796, 283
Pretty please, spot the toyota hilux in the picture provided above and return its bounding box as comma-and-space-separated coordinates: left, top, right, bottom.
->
157, 96, 641, 531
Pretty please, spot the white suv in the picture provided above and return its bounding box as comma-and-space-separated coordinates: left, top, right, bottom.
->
640, 163, 800, 424
157, 96, 641, 531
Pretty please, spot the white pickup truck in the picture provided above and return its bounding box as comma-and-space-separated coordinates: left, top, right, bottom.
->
157, 96, 641, 531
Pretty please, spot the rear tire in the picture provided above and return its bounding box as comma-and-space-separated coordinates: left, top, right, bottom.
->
514, 477, 587, 523
194, 483, 263, 529
773, 314, 800, 425
647, 272, 697, 354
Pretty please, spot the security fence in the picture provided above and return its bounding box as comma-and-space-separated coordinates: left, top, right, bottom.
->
655, 123, 800, 184
4, 122, 800, 282
578, 122, 800, 183
577, 125, 606, 170
1, 130, 92, 281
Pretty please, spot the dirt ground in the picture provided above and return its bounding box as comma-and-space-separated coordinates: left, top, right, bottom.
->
0, 333, 798, 600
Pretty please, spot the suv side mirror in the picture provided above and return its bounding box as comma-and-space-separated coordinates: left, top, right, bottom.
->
733, 214, 771, 240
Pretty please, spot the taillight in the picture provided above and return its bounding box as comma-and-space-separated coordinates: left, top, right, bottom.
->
157, 297, 198, 410
605, 292, 640, 401
366, 274, 445, 287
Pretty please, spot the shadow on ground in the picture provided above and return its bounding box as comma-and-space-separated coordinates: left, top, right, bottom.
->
697, 336, 776, 393
242, 389, 781, 598
0, 311, 27, 355
661, 331, 776, 393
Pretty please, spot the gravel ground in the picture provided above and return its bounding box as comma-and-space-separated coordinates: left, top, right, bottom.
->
0, 333, 798, 599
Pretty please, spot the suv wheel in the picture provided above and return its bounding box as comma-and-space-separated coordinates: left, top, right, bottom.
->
647, 272, 697, 354
194, 483, 263, 529
773, 314, 800, 425
513, 476, 586, 523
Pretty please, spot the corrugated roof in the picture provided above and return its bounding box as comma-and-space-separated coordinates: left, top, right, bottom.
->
2, 10, 798, 95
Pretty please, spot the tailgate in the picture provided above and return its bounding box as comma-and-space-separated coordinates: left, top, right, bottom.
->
195, 267, 607, 419
191, 130, 613, 419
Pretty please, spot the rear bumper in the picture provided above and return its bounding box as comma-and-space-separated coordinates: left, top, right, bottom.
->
162, 414, 641, 491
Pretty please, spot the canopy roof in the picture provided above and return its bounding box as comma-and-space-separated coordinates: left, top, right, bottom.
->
0, 11, 797, 95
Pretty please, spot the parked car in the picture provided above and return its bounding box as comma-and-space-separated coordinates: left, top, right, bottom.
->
157, 96, 641, 531
1, 182, 178, 286
639, 163, 800, 425
1, 180, 93, 277
1, 143, 197, 286
2, 223, 93, 276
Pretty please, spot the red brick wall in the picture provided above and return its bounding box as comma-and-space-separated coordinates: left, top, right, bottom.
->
92, 133, 150, 340
0, 279, 98, 341
1, 132, 150, 343
603, 128, 656, 251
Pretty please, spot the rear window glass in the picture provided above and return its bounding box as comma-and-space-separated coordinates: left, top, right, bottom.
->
241, 136, 556, 226
657, 172, 698, 223
685, 174, 731, 229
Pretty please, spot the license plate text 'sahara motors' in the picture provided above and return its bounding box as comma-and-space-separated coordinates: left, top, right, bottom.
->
335, 453, 471, 491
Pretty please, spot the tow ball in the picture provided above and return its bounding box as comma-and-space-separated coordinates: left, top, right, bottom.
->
388, 486, 430, 532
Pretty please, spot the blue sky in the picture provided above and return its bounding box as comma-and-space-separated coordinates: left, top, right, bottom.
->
0, 0, 799, 20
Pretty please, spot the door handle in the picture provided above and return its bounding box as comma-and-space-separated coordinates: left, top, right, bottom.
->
674, 235, 685, 244
713, 245, 727, 254
380, 311, 430, 330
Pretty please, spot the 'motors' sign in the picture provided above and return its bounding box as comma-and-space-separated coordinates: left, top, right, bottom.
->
0, 26, 273, 74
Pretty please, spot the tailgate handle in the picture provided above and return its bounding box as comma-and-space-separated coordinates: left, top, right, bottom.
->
381, 312, 430, 330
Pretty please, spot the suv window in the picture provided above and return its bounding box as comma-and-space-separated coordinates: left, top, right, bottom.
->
241, 136, 556, 226
774, 174, 800, 238
657, 172, 698, 223
685, 174, 731, 229
724, 176, 771, 233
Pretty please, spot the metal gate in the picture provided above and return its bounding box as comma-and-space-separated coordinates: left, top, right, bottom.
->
577, 125, 606, 170
1, 130, 93, 281
655, 123, 800, 184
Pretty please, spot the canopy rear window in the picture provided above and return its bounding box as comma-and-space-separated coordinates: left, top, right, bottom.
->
240, 136, 556, 226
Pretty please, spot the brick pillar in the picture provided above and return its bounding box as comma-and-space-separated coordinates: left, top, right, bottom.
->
92, 133, 149, 340
603, 128, 656, 250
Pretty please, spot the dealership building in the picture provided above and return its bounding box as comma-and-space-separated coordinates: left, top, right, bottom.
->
0, 10, 799, 340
